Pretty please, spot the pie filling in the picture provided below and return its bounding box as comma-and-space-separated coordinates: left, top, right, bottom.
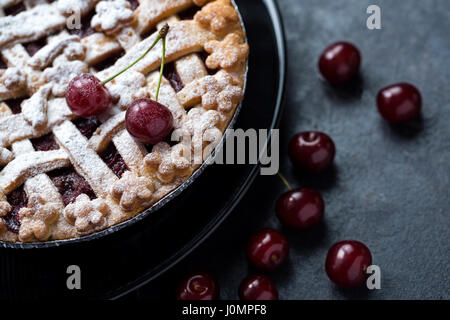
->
48, 168, 96, 207
31, 134, 60, 152
4, 97, 26, 114
93, 49, 126, 72
99, 143, 129, 178
163, 62, 184, 93
73, 118, 102, 139
0, 56, 6, 69
127, 0, 139, 11
5, 186, 27, 233
24, 38, 47, 57
178, 6, 201, 21
4, 2, 25, 16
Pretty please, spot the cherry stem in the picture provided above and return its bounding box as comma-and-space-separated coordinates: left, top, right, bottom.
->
155, 35, 166, 102
277, 172, 292, 191
100, 24, 170, 86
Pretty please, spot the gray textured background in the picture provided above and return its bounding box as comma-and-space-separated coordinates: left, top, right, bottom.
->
138, 0, 450, 300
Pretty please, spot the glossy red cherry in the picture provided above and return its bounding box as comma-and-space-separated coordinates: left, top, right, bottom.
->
239, 275, 278, 300
125, 98, 174, 144
319, 42, 361, 85
325, 240, 372, 288
377, 83, 422, 124
276, 188, 324, 230
246, 228, 289, 271
176, 272, 219, 300
65, 74, 112, 117
288, 131, 336, 174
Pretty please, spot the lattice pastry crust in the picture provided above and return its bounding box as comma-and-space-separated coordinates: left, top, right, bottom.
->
0, 0, 248, 242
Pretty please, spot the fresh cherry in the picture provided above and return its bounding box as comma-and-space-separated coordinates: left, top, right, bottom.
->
246, 228, 289, 271
66, 74, 112, 117
318, 42, 361, 85
377, 83, 422, 124
176, 272, 219, 300
125, 98, 174, 144
325, 240, 372, 288
239, 275, 279, 300
288, 131, 335, 174
276, 188, 324, 230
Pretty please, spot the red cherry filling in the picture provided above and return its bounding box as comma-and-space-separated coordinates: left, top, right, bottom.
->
31, 133, 60, 151
4, 186, 27, 233
377, 83, 422, 124
73, 118, 102, 139
288, 131, 336, 174
319, 42, 361, 85
4, 2, 26, 16
127, 0, 139, 11
24, 38, 47, 57
66, 74, 112, 117
48, 168, 96, 206
125, 98, 174, 145
163, 62, 184, 92
0, 57, 6, 69
246, 228, 289, 271
93, 49, 125, 72
176, 272, 220, 300
100, 143, 128, 178
325, 240, 372, 288
276, 188, 324, 230
239, 275, 279, 300
4, 97, 27, 114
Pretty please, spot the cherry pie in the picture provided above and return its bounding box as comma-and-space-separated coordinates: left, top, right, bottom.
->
0, 0, 248, 242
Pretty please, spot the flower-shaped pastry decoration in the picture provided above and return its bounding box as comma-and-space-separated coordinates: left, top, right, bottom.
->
0, 67, 27, 90
110, 171, 154, 212
202, 71, 243, 113
144, 142, 192, 184
183, 108, 222, 163
18, 194, 59, 242
64, 194, 110, 235
178, 70, 243, 113
194, 0, 240, 36
204, 33, 249, 70
91, 0, 134, 35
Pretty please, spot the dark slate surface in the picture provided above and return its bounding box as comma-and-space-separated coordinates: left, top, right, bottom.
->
135, 0, 450, 300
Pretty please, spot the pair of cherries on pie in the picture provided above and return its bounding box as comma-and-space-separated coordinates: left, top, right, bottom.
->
65, 25, 172, 145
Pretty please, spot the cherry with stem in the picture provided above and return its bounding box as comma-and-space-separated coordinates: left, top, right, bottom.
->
276, 172, 325, 230
66, 24, 170, 117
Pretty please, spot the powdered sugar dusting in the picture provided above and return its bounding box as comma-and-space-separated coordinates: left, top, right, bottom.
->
0, 149, 70, 194
91, 0, 134, 35
0, 3, 66, 48
28, 35, 83, 70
